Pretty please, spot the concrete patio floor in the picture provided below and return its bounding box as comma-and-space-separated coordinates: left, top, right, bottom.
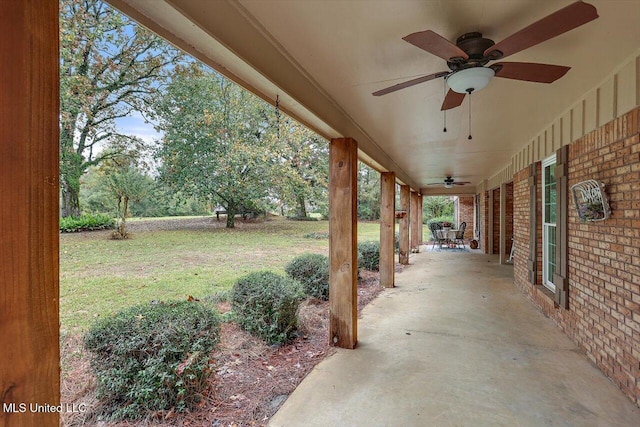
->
270, 248, 640, 427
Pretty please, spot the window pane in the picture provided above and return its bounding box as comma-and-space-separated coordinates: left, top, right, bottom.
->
547, 225, 557, 284
544, 164, 556, 223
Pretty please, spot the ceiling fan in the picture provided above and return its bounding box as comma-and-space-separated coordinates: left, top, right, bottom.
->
372, 1, 598, 111
427, 177, 471, 189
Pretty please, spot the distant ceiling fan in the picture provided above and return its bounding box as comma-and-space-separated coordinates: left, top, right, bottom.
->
372, 1, 598, 111
427, 177, 471, 189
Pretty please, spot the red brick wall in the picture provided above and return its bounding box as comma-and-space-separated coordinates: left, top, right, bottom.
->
513, 168, 530, 289
513, 107, 640, 406
514, 162, 543, 289
479, 191, 489, 253
492, 188, 500, 254
506, 182, 514, 257
458, 196, 474, 240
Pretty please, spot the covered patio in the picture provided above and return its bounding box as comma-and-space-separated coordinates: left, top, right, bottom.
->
271, 249, 640, 426
2, 1, 640, 425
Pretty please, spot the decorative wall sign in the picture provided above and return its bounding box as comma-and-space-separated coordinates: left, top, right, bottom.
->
395, 210, 407, 219
570, 179, 610, 222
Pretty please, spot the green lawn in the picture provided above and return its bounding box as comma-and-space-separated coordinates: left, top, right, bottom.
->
60, 217, 383, 333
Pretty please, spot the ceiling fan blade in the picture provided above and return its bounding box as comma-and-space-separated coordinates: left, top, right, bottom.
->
403, 30, 469, 62
484, 1, 598, 59
453, 182, 471, 185
492, 62, 570, 83
441, 89, 465, 111
372, 71, 448, 96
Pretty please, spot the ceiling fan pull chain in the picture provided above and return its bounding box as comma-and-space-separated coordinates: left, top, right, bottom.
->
443, 80, 447, 132
467, 90, 472, 140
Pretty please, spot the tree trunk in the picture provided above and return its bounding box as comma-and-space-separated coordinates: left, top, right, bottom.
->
119, 196, 129, 238
60, 177, 81, 217
226, 205, 236, 228
296, 195, 307, 218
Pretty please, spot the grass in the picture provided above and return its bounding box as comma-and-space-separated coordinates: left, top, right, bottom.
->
60, 217, 383, 333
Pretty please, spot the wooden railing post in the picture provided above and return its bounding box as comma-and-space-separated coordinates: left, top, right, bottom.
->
379, 172, 396, 288
329, 138, 358, 349
1, 1, 60, 425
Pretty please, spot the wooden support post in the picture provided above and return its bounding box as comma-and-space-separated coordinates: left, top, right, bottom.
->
329, 138, 358, 349
410, 191, 420, 252
379, 172, 395, 288
399, 185, 410, 264
1, 1, 60, 425
499, 183, 507, 264
418, 194, 423, 246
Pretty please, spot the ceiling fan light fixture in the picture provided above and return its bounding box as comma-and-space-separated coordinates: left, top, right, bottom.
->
447, 67, 495, 94
444, 182, 454, 189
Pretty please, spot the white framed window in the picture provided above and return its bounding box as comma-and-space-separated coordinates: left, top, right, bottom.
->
542, 154, 557, 292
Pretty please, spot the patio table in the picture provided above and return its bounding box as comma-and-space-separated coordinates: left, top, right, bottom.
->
437, 229, 458, 247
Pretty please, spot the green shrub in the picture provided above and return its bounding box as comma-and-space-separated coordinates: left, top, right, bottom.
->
303, 231, 329, 240
285, 254, 329, 300
286, 215, 319, 221
84, 301, 220, 420
425, 216, 455, 228
358, 240, 380, 271
231, 271, 304, 345
60, 213, 115, 232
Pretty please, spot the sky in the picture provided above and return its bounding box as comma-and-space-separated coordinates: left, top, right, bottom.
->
114, 111, 162, 146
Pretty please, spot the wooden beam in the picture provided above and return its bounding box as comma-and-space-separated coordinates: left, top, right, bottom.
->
418, 194, 424, 246
399, 185, 410, 264
379, 172, 395, 288
329, 138, 358, 349
410, 191, 420, 252
0, 1, 60, 425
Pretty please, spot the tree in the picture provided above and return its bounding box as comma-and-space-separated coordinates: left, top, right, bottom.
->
154, 72, 275, 228
59, 0, 186, 217
357, 163, 380, 220
271, 116, 328, 217
107, 166, 149, 239
423, 196, 454, 220
80, 165, 210, 218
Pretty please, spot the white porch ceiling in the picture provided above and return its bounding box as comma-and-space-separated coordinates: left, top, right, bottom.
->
108, 0, 640, 193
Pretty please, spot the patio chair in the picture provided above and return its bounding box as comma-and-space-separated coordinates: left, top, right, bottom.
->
454, 222, 467, 248
429, 222, 444, 248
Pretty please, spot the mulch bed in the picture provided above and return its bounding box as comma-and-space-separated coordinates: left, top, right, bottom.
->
61, 270, 384, 427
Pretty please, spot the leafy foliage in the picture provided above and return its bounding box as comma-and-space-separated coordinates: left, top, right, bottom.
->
303, 231, 329, 240
358, 241, 380, 271
59, 0, 187, 217
80, 166, 210, 218
287, 216, 319, 221
271, 116, 328, 218
423, 196, 454, 223
154, 71, 276, 228
427, 216, 456, 229
285, 254, 330, 300
230, 271, 304, 344
59, 213, 115, 232
105, 165, 150, 238
83, 300, 220, 420
357, 163, 380, 220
